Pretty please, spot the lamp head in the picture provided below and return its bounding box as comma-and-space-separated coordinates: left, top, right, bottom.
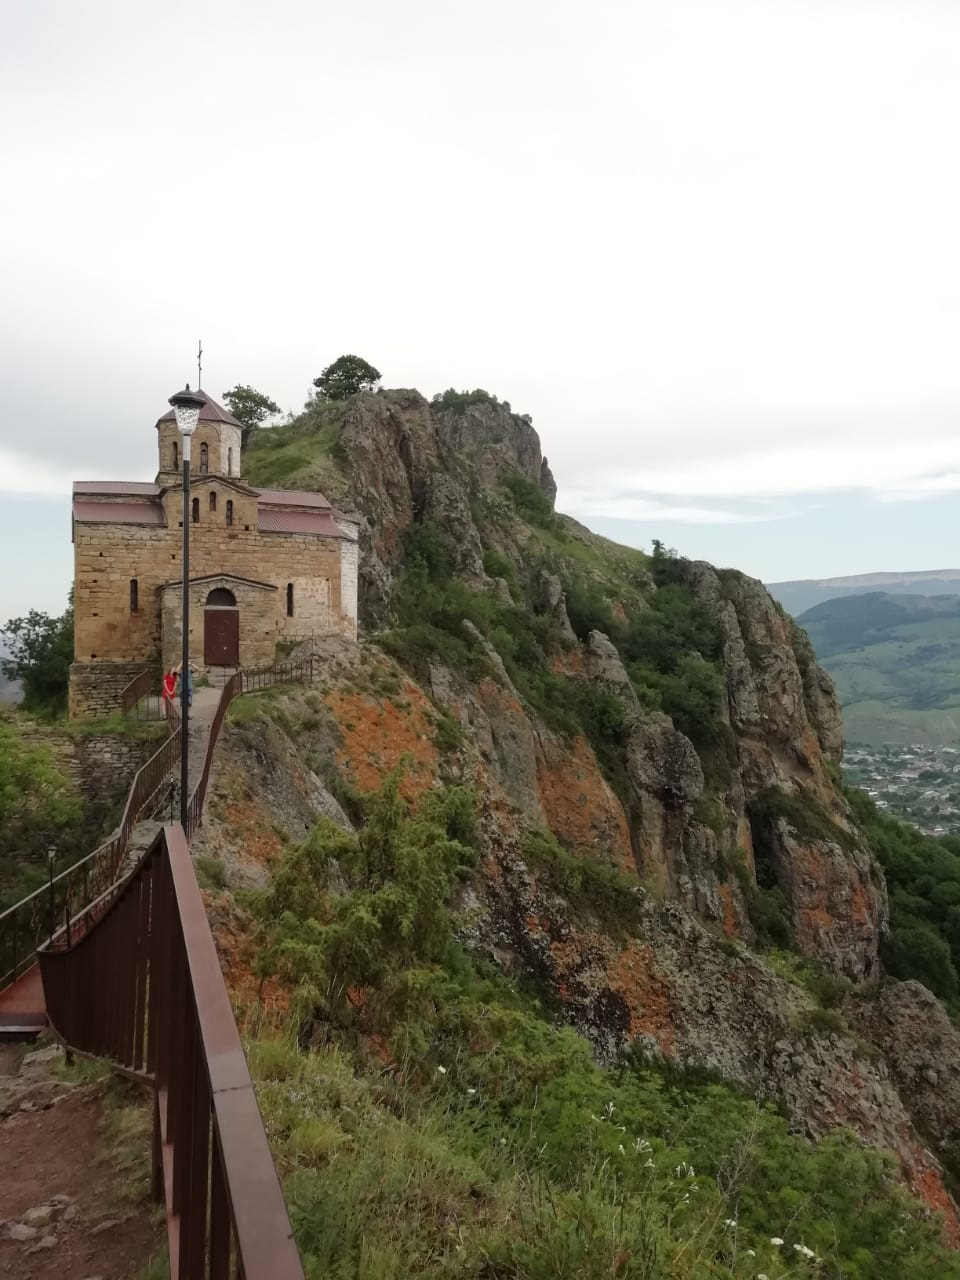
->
168, 385, 205, 436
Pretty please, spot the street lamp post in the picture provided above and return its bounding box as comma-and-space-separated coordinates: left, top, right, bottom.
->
168, 385, 205, 829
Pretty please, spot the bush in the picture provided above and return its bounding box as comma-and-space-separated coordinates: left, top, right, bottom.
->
482, 548, 514, 583
562, 577, 622, 643
521, 829, 643, 936
500, 472, 556, 529
431, 387, 499, 413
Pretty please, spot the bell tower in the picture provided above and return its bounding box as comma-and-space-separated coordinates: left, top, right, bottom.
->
155, 389, 243, 488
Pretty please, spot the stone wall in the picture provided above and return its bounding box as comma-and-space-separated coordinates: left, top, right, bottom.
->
68, 661, 153, 719
20, 722, 163, 807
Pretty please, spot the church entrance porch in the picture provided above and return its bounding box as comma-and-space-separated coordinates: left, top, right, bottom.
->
203, 589, 239, 666
160, 573, 277, 673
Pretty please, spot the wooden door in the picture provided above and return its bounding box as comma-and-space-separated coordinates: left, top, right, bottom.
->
204, 609, 239, 666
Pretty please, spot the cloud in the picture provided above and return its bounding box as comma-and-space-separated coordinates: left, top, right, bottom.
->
0, 450, 78, 499
562, 488, 791, 524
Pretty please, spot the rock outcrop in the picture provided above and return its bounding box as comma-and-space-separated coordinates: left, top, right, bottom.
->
236, 387, 960, 1232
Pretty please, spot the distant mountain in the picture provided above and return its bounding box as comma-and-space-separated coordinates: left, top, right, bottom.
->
767, 569, 960, 617
798, 591, 960, 745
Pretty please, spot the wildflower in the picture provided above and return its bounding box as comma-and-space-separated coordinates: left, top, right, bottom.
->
618, 1144, 626, 1155
634, 1137, 652, 1154
793, 1243, 816, 1260
436, 1065, 447, 1075
644, 1158, 655, 1168
723, 1218, 737, 1229
466, 1088, 477, 1095
746, 1249, 755, 1257
604, 1101, 616, 1119
757, 1274, 770, 1280
770, 1237, 784, 1247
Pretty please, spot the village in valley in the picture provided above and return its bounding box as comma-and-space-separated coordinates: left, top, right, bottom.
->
843, 742, 960, 836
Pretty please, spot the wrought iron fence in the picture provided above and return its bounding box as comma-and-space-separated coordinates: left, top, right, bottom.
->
39, 825, 305, 1280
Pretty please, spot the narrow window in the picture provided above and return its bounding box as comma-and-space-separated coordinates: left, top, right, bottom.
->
225, 499, 233, 527
209, 491, 217, 512
286, 582, 294, 617
130, 578, 139, 613
192, 496, 200, 523
172, 441, 179, 470
227, 447, 233, 476
200, 442, 209, 474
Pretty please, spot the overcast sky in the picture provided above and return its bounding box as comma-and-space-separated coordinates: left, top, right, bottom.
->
2, 0, 959, 618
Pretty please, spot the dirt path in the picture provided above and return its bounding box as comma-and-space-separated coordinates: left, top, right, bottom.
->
0, 1044, 165, 1279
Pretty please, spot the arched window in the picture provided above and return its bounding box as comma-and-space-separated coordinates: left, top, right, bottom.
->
227, 447, 233, 476
206, 587, 237, 606
286, 582, 294, 617
209, 491, 217, 512
172, 441, 179, 470
129, 578, 139, 613
199, 442, 209, 474
192, 497, 200, 523
225, 499, 234, 527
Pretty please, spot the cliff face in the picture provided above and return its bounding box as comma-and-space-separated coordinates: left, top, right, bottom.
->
331, 389, 887, 984
236, 388, 958, 1229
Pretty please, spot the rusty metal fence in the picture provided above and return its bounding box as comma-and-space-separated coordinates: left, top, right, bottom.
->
121, 667, 164, 720
0, 716, 180, 991
39, 825, 305, 1280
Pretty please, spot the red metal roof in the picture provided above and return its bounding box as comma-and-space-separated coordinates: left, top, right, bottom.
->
156, 389, 242, 428
74, 500, 166, 526
258, 510, 345, 536
73, 481, 160, 496
255, 487, 331, 509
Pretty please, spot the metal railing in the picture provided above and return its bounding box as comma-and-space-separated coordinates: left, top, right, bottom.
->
121, 667, 163, 720
184, 657, 316, 840
0, 715, 180, 991
39, 825, 305, 1280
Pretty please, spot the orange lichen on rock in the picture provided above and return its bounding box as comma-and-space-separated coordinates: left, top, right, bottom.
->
551, 649, 586, 677
717, 883, 739, 937
903, 1142, 960, 1248
325, 686, 439, 800
536, 734, 633, 868
608, 941, 676, 1054
220, 797, 285, 868
204, 894, 289, 1032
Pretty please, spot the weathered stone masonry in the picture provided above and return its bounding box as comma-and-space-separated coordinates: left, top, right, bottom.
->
69, 389, 359, 718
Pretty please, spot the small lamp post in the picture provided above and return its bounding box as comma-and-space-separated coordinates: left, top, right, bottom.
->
168, 385, 205, 829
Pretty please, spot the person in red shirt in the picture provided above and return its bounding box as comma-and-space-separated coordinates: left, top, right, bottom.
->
162, 670, 177, 705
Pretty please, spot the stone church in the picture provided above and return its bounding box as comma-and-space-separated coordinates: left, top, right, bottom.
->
69, 390, 358, 718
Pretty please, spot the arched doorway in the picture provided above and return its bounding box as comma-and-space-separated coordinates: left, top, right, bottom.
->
204, 587, 239, 666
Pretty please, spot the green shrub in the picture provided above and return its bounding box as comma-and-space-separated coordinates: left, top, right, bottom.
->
795, 1007, 849, 1037
431, 387, 498, 412
562, 577, 623, 643
521, 829, 643, 936
500, 472, 556, 529
482, 548, 515, 583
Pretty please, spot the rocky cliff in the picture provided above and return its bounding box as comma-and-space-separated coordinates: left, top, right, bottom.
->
236, 388, 960, 1234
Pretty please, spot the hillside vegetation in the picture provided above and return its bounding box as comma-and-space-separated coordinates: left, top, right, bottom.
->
214, 384, 960, 1272
799, 592, 960, 745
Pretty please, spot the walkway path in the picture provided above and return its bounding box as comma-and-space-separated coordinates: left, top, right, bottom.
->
0, 1043, 163, 1277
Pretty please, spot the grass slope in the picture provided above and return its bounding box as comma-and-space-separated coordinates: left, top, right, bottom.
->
799, 593, 960, 745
